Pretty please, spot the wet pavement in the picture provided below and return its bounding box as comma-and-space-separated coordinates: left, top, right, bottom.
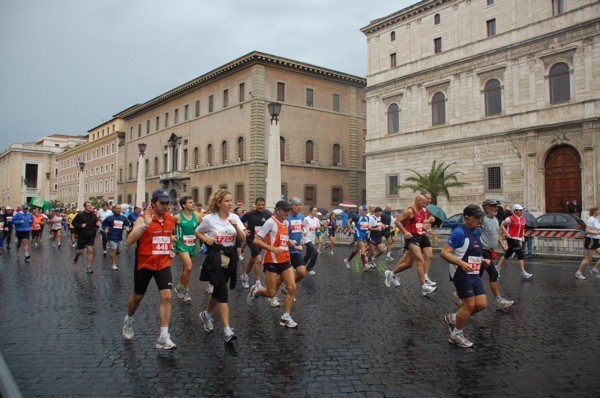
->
1, 237, 599, 397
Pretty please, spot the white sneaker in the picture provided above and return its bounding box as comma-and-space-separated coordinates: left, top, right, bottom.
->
449, 332, 473, 348
239, 254, 245, 261
224, 328, 237, 343
206, 283, 214, 294
156, 334, 177, 350
309, 270, 316, 275
280, 314, 298, 328
255, 280, 263, 290
199, 311, 214, 332
174, 286, 184, 299
344, 259, 351, 269
392, 274, 401, 287
386, 256, 394, 262
425, 277, 437, 286
268, 296, 281, 307
384, 270, 394, 288
496, 297, 514, 310
247, 285, 259, 305
574, 271, 586, 280
521, 271, 533, 279
183, 292, 192, 302
122, 316, 134, 340
240, 273, 250, 289
590, 268, 600, 278
111, 264, 118, 271
421, 284, 437, 296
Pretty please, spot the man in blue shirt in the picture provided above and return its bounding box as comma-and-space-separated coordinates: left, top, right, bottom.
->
283, 197, 307, 294
101, 204, 132, 270
13, 204, 34, 261
344, 205, 372, 271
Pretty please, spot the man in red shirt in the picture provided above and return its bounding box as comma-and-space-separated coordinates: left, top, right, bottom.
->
497, 204, 533, 279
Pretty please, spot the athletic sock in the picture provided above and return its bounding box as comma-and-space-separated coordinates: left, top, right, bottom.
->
159, 327, 169, 337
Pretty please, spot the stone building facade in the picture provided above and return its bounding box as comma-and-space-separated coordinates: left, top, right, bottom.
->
361, 0, 599, 216
56, 119, 125, 208
114, 52, 367, 209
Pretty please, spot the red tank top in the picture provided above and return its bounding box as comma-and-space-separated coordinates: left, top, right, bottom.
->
506, 215, 525, 240
403, 207, 427, 236
136, 213, 175, 271
262, 216, 291, 264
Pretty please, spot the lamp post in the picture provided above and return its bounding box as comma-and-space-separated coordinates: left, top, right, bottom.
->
136, 143, 147, 208
77, 162, 86, 209
265, 102, 282, 210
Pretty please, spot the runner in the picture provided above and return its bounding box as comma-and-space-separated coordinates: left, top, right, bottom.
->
442, 204, 489, 348
67, 208, 78, 247
283, 197, 307, 294
0, 210, 5, 256
303, 206, 320, 275
13, 205, 33, 261
367, 206, 385, 267
496, 204, 533, 279
343, 205, 371, 271
324, 212, 337, 255
196, 189, 246, 343
381, 204, 395, 261
3, 206, 13, 250
240, 197, 271, 289
122, 189, 177, 350
101, 204, 132, 270
50, 208, 63, 248
574, 204, 600, 279
420, 192, 437, 286
98, 202, 114, 256
71, 202, 100, 273
173, 196, 199, 301
30, 208, 44, 247
247, 200, 298, 328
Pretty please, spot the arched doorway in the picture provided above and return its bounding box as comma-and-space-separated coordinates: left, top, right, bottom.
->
544, 145, 581, 213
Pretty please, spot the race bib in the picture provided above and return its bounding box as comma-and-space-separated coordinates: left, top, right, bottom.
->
113, 220, 123, 229
183, 235, 196, 246
33, 223, 39, 228
307, 226, 315, 232
290, 220, 303, 232
152, 236, 171, 255
359, 222, 369, 231
216, 234, 235, 245
416, 223, 424, 233
279, 235, 289, 251
467, 256, 482, 274
6, 217, 12, 222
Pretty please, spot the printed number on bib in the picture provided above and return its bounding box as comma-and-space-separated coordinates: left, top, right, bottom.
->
290, 220, 303, 232
416, 223, 424, 233
152, 236, 171, 255
183, 235, 196, 246
359, 222, 369, 231
113, 220, 124, 229
216, 235, 235, 245
467, 256, 482, 274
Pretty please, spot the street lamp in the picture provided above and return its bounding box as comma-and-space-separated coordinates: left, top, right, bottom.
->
136, 143, 147, 208
265, 102, 283, 210
77, 162, 86, 209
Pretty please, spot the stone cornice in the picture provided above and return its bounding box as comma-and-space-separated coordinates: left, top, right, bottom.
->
114, 51, 366, 120
361, 0, 452, 35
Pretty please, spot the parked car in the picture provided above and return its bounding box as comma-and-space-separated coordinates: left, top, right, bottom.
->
441, 213, 463, 230
535, 213, 585, 230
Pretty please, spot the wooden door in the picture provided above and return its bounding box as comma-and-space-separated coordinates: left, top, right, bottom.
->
544, 145, 581, 213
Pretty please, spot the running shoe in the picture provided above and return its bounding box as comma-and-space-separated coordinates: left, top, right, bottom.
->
448, 332, 473, 348
443, 313, 455, 332
206, 283, 214, 294
199, 311, 214, 332
392, 274, 401, 287
386, 255, 394, 262
86, 266, 93, 273
111, 264, 118, 271
247, 285, 258, 305
122, 316, 134, 340
156, 334, 177, 350
574, 271, 586, 280
421, 284, 437, 296
239, 254, 245, 261
521, 271, 533, 279
268, 296, 281, 307
224, 328, 237, 343
425, 277, 437, 286
344, 259, 351, 269
329, 250, 334, 255
495, 297, 514, 310
369, 261, 377, 269
384, 270, 394, 288
255, 280, 263, 289
183, 292, 192, 303
309, 270, 316, 275
174, 286, 185, 299
24, 255, 31, 262
240, 273, 250, 289
591, 267, 600, 277
103, 250, 107, 256
280, 314, 298, 328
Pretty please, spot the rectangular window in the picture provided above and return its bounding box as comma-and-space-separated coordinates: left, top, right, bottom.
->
165, 112, 169, 127
332, 187, 342, 204
281, 183, 288, 201
155, 116, 160, 131
434, 37, 442, 53
487, 0, 495, 5
192, 188, 199, 204
333, 94, 340, 112
146, 120, 150, 134
129, 127, 133, 140
208, 95, 214, 112
239, 83, 245, 102
183, 148, 188, 169
195, 100, 200, 117
235, 183, 244, 205
137, 123, 141, 138
304, 184, 316, 204
306, 88, 314, 107
174, 108, 179, 124
219, 184, 227, 190
184, 104, 189, 121
223, 89, 229, 108
485, 165, 502, 190
205, 186, 213, 204
390, 53, 397, 68
552, 0, 564, 15
277, 82, 285, 102
487, 18, 496, 37
387, 175, 399, 196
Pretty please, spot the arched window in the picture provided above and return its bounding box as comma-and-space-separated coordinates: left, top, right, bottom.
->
194, 147, 199, 166
484, 79, 502, 116
387, 103, 400, 133
207, 144, 213, 165
432, 92, 446, 126
305, 140, 314, 164
390, 31, 396, 41
280, 136, 285, 162
434, 14, 440, 25
333, 144, 341, 166
237, 137, 244, 161
221, 140, 228, 163
549, 62, 570, 104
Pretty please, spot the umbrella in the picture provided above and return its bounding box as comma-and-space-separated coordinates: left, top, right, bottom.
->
523, 210, 537, 228
426, 204, 447, 221
332, 208, 344, 215
339, 201, 357, 208
317, 207, 328, 215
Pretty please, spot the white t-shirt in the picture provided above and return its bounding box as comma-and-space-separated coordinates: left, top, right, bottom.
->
51, 215, 62, 230
302, 216, 321, 244
196, 212, 245, 247
586, 216, 600, 239
98, 209, 113, 222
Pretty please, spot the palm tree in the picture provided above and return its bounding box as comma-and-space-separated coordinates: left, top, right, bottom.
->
89, 196, 105, 209
398, 160, 467, 205
48, 199, 64, 210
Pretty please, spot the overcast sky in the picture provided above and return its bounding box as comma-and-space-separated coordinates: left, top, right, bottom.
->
0, 0, 415, 144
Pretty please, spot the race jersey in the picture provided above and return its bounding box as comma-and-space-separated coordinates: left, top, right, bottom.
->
31, 214, 44, 231
67, 213, 77, 228
196, 212, 245, 248
136, 213, 175, 271
101, 214, 131, 241
355, 216, 370, 240
505, 215, 526, 241
585, 216, 600, 239
287, 213, 305, 254
302, 216, 320, 244
480, 215, 501, 249
98, 208, 113, 222
176, 211, 199, 251
241, 209, 272, 237
51, 215, 63, 230
369, 215, 383, 239
446, 224, 484, 278
402, 207, 427, 236
258, 216, 290, 264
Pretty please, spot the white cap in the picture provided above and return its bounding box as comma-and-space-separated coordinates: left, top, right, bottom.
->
512, 204, 525, 211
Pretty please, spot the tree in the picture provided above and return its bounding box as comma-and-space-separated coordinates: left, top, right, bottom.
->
89, 196, 105, 209
398, 160, 467, 205
48, 199, 64, 210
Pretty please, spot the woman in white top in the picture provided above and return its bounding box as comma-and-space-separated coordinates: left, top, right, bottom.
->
195, 189, 246, 343
302, 206, 321, 275
575, 205, 600, 280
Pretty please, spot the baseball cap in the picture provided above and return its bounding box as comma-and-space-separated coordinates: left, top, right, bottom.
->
463, 204, 484, 218
275, 200, 291, 211
482, 199, 497, 207
288, 197, 302, 206
22, 204, 29, 210
512, 204, 525, 211
151, 189, 171, 202
360, 205, 368, 211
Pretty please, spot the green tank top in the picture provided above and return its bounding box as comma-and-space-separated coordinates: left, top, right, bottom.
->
176, 212, 199, 254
